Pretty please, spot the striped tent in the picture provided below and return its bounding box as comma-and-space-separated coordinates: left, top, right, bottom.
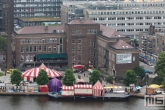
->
74, 84, 93, 96
93, 81, 105, 97
62, 86, 74, 96
22, 63, 63, 82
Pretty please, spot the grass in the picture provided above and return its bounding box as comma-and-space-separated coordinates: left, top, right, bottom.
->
20, 17, 61, 22
151, 76, 163, 85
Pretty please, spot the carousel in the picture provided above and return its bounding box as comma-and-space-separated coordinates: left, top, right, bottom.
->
22, 63, 63, 82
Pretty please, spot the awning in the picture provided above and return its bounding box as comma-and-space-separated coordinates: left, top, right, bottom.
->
37, 53, 67, 59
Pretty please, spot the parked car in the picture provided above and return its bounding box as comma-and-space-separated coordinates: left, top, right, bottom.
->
147, 61, 152, 66
7, 69, 17, 74
144, 69, 153, 74
143, 59, 148, 64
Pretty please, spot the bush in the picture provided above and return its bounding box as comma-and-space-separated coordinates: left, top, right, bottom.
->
151, 76, 163, 85
0, 72, 4, 76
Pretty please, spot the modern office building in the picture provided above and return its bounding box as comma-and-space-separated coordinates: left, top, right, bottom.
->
61, 1, 165, 39
14, 0, 62, 18
0, 0, 14, 70
13, 19, 139, 78
139, 25, 165, 63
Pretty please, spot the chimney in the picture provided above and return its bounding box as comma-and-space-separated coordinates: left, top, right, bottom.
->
45, 26, 48, 31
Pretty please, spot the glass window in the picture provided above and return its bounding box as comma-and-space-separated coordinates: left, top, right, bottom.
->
33, 46, 36, 52
38, 46, 42, 52
20, 46, 24, 53
78, 39, 81, 44
43, 46, 47, 52
78, 46, 81, 52
72, 39, 75, 44
78, 55, 81, 60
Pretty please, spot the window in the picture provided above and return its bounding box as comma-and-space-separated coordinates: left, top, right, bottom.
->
72, 55, 75, 61
78, 55, 81, 60
33, 46, 36, 52
20, 46, 24, 53
72, 30, 82, 35
78, 39, 82, 44
72, 39, 75, 44
60, 45, 63, 53
43, 46, 47, 52
48, 46, 52, 52
78, 46, 82, 52
53, 45, 56, 51
89, 40, 91, 46
72, 46, 75, 52
38, 46, 42, 52
21, 55, 24, 61
26, 46, 29, 53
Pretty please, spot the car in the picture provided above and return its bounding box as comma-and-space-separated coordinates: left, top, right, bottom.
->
156, 89, 162, 94
7, 69, 17, 74
147, 61, 152, 66
144, 69, 153, 74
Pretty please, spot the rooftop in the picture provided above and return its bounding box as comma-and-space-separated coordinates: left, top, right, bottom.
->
68, 18, 97, 24
111, 39, 133, 49
20, 17, 61, 22
16, 25, 65, 34
100, 25, 125, 38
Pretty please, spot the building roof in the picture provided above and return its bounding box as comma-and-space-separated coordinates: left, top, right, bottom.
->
68, 19, 97, 24
112, 39, 133, 49
100, 25, 125, 38
16, 25, 65, 34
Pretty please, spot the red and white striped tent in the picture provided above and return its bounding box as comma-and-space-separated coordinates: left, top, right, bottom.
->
74, 84, 93, 96
93, 81, 105, 96
22, 63, 63, 82
62, 86, 74, 96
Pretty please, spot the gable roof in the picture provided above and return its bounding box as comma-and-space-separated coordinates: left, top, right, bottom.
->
100, 25, 125, 38
16, 25, 65, 34
112, 39, 134, 49
68, 19, 97, 24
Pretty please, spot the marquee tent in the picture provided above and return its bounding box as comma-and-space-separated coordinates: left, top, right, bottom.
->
74, 84, 93, 96
22, 63, 63, 82
48, 77, 62, 92
62, 86, 74, 96
93, 81, 105, 96
72, 65, 84, 69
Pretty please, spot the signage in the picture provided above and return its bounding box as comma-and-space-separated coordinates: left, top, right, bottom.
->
116, 54, 132, 64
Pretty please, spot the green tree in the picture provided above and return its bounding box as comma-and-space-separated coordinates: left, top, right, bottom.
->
62, 69, 76, 86
10, 69, 22, 88
162, 78, 165, 89
155, 51, 165, 77
0, 36, 7, 51
131, 39, 139, 47
89, 70, 102, 85
36, 69, 49, 85
133, 66, 145, 78
123, 70, 137, 86
107, 75, 113, 83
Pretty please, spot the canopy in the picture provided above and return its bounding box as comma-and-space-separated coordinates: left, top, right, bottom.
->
88, 69, 93, 73
72, 65, 84, 69
104, 86, 122, 89
22, 63, 63, 80
48, 77, 62, 92
149, 84, 160, 88
136, 86, 142, 89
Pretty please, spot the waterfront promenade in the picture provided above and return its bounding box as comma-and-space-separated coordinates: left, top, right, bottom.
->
0, 71, 145, 98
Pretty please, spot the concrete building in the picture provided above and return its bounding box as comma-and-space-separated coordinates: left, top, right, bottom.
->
61, 1, 165, 39
14, 0, 62, 18
139, 25, 165, 63
13, 19, 139, 78
0, 0, 14, 70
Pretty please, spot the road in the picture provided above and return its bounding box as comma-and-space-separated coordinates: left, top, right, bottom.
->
139, 61, 157, 78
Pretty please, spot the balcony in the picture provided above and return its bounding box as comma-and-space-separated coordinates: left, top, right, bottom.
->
142, 44, 146, 47
148, 46, 152, 49
142, 38, 146, 41
148, 40, 153, 43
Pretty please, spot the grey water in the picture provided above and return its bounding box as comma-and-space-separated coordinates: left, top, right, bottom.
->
0, 96, 155, 110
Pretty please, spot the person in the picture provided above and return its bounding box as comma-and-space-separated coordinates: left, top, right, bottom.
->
84, 73, 85, 77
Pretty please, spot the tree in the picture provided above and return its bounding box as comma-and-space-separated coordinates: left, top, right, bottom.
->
10, 69, 22, 88
0, 36, 7, 51
161, 78, 165, 89
123, 70, 137, 86
133, 66, 145, 78
107, 75, 113, 83
62, 69, 76, 86
89, 70, 102, 85
131, 39, 139, 48
155, 51, 165, 77
36, 69, 49, 85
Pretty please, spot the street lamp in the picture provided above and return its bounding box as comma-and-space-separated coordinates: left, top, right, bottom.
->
145, 74, 149, 94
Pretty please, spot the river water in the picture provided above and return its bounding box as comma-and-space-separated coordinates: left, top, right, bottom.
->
0, 96, 155, 110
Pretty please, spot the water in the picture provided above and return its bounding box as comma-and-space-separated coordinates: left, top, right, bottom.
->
0, 96, 154, 110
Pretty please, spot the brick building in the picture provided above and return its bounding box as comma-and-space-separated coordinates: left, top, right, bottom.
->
139, 25, 165, 63
13, 19, 139, 77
